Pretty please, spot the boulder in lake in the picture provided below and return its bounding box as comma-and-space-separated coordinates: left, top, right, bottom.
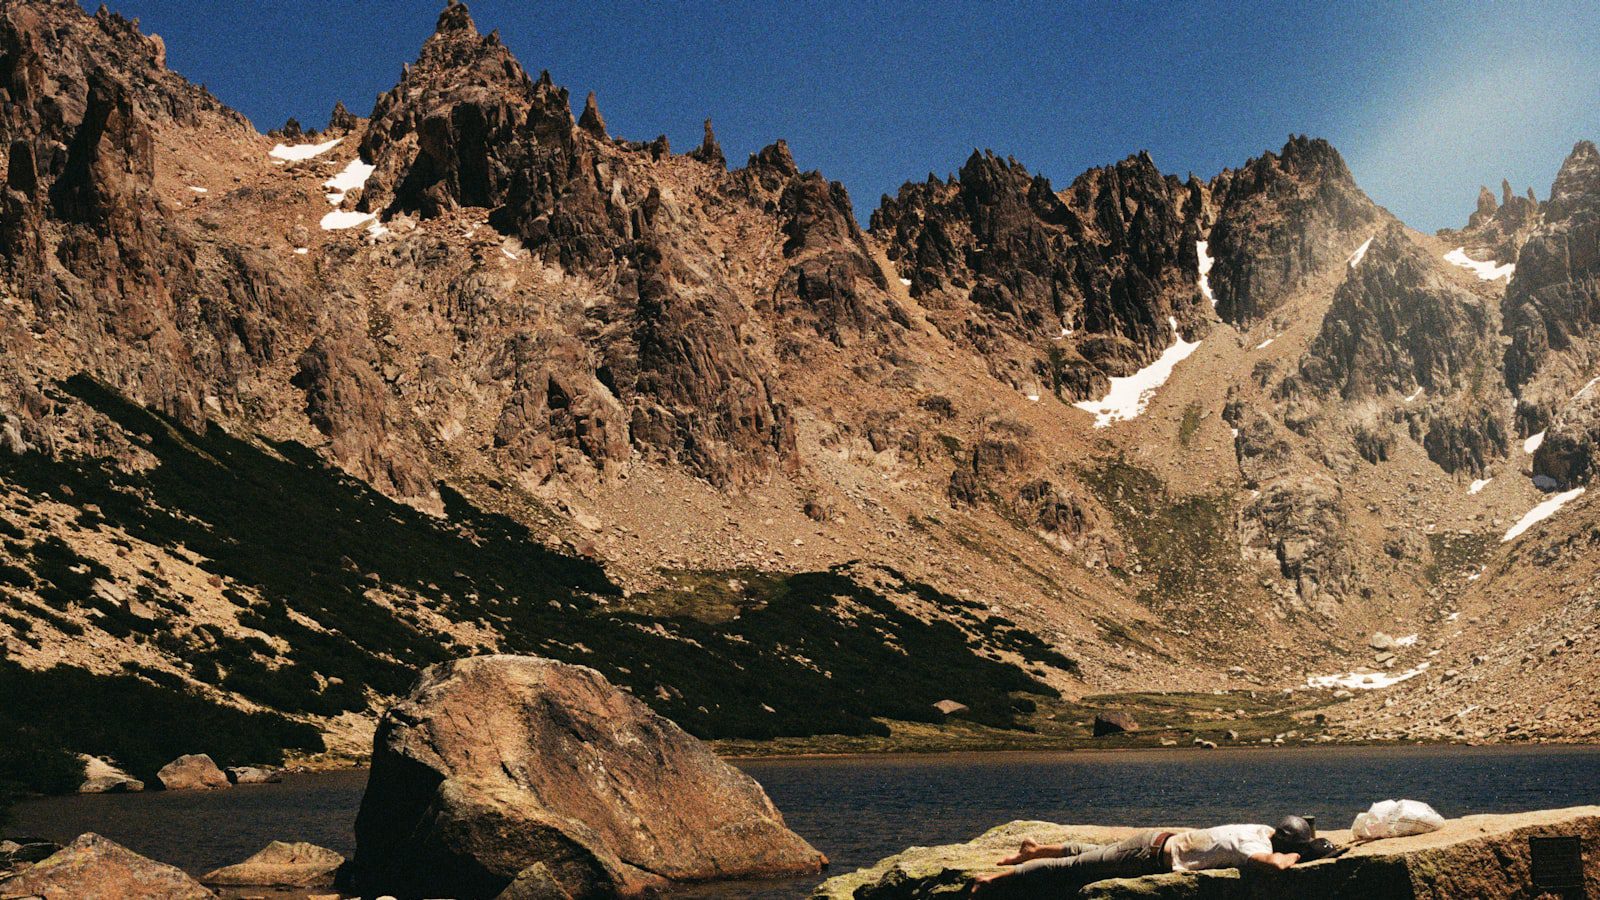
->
156, 753, 230, 790
0, 832, 214, 899
202, 840, 343, 888
225, 766, 283, 785
1091, 712, 1139, 736
78, 755, 145, 793
350, 655, 826, 899
811, 806, 1600, 899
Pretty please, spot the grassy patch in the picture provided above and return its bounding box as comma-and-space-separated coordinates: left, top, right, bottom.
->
1178, 402, 1203, 448
1079, 457, 1249, 622
1425, 531, 1494, 584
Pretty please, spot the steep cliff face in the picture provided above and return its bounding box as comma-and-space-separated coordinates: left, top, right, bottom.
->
1504, 141, 1600, 436
871, 150, 1208, 400
0, 0, 303, 439
1208, 136, 1386, 325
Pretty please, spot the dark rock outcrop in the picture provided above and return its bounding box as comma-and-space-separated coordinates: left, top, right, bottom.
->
1534, 390, 1600, 488
350, 655, 826, 899
872, 149, 1208, 399
688, 118, 725, 168
1290, 226, 1497, 401
1208, 136, 1385, 325
577, 91, 607, 138
0, 832, 215, 899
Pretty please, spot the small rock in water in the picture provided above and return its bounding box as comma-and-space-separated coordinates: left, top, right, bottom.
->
225, 766, 284, 785
157, 753, 230, 790
203, 840, 343, 888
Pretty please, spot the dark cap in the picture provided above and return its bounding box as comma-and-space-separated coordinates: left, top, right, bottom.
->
1272, 815, 1314, 851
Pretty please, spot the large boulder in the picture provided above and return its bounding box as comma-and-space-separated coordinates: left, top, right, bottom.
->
349, 655, 826, 899
78, 755, 145, 793
202, 840, 343, 888
0, 832, 214, 899
1092, 712, 1140, 737
813, 807, 1600, 899
155, 753, 229, 790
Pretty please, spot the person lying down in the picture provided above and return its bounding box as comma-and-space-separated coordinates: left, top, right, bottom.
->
970, 816, 1334, 894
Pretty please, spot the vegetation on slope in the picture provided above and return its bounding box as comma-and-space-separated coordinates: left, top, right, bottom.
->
0, 377, 1069, 802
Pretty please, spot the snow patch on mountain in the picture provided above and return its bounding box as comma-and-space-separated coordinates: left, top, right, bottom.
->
321, 210, 376, 230
269, 137, 342, 161
1348, 235, 1375, 267
323, 158, 375, 205
1073, 317, 1201, 428
1197, 240, 1215, 306
1502, 488, 1586, 542
1308, 662, 1429, 690
1445, 247, 1514, 281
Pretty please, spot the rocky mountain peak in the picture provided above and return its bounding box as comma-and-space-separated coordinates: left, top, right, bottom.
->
1546, 139, 1600, 220
870, 147, 1206, 401
357, 0, 572, 220
435, 0, 475, 34
1503, 138, 1600, 403
1469, 185, 1498, 228
1208, 135, 1385, 325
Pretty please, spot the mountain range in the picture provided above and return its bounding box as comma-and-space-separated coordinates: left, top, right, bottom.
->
3, 0, 1599, 794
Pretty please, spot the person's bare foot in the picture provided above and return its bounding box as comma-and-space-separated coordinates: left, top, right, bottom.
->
997, 838, 1042, 866
968, 870, 1007, 894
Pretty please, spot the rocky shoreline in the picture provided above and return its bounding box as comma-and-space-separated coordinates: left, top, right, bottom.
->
814, 807, 1600, 899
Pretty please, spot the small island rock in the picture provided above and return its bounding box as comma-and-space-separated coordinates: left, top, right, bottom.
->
202, 840, 343, 887
157, 753, 230, 790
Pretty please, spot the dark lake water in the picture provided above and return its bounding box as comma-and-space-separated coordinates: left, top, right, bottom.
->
11, 744, 1600, 898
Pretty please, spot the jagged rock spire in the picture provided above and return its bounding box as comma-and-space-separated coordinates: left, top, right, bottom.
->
1469, 185, 1498, 228
577, 91, 607, 138
328, 100, 357, 132
1501, 178, 1514, 206
689, 118, 725, 168
436, 0, 476, 34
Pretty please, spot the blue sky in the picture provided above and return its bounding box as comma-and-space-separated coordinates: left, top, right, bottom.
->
102, 0, 1600, 232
